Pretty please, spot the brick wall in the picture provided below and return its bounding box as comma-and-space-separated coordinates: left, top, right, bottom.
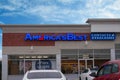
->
3, 33, 55, 46
3, 33, 90, 46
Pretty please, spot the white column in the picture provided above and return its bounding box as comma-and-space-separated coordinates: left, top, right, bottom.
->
2, 55, 8, 80
111, 49, 115, 60
85, 59, 87, 69
56, 53, 61, 71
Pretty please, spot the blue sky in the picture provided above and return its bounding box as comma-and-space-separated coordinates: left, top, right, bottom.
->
0, 0, 120, 58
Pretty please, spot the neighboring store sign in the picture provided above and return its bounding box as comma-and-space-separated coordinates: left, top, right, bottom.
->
24, 33, 87, 41
83, 54, 89, 59
35, 60, 52, 69
90, 33, 116, 40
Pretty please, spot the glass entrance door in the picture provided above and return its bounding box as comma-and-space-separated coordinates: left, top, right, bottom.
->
78, 59, 94, 74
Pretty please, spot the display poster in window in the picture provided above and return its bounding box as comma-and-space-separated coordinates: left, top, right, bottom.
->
35, 60, 52, 69
19, 60, 32, 74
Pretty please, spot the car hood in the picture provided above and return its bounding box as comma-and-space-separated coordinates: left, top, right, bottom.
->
27, 79, 64, 80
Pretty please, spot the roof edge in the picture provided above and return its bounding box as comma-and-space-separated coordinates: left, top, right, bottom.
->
86, 18, 120, 23
0, 24, 90, 27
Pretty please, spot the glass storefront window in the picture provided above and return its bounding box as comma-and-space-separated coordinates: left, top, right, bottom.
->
61, 49, 78, 60
61, 49, 78, 74
8, 60, 21, 75
79, 49, 93, 59
8, 55, 56, 75
8, 55, 24, 75
115, 44, 120, 59
61, 49, 110, 74
94, 49, 110, 59
115, 49, 120, 59
115, 44, 120, 49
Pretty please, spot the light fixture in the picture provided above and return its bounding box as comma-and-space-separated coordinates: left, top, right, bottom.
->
85, 40, 88, 45
19, 56, 24, 58
31, 56, 36, 58
37, 56, 42, 58
30, 46, 33, 50
26, 56, 30, 58
43, 56, 48, 58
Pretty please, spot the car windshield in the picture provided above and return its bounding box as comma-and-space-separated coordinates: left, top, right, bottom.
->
27, 72, 62, 79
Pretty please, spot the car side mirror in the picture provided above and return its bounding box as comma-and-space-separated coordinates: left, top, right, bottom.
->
89, 72, 97, 77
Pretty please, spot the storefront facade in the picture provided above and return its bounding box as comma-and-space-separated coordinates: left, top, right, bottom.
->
1, 19, 120, 80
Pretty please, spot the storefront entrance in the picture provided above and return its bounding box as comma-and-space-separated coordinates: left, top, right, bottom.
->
78, 59, 94, 74
61, 49, 110, 80
61, 59, 94, 74
61, 49, 110, 74
61, 60, 78, 74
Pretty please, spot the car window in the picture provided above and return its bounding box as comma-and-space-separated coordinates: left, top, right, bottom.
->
82, 69, 89, 73
27, 72, 62, 79
97, 64, 112, 76
112, 64, 119, 73
103, 65, 112, 75
97, 67, 104, 76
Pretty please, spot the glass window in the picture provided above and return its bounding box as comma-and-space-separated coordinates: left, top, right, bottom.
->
94, 49, 110, 59
61, 49, 78, 59
97, 65, 112, 76
8, 55, 56, 75
8, 55, 24, 75
61, 49, 78, 74
98, 64, 112, 76
82, 69, 89, 73
8, 59, 24, 75
112, 64, 119, 73
115, 44, 120, 49
25, 60, 32, 73
97, 67, 104, 76
103, 65, 112, 75
79, 49, 93, 59
115, 43, 120, 59
115, 50, 120, 59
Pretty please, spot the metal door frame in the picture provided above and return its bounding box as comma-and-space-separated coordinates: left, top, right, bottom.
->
78, 58, 94, 77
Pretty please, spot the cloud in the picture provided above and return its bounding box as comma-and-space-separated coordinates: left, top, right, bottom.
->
0, 0, 120, 24
105, 0, 120, 11
0, 5, 15, 11
57, 0, 77, 4
85, 0, 120, 18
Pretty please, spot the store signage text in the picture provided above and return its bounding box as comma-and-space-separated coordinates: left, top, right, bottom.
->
35, 60, 51, 69
90, 33, 116, 40
24, 33, 87, 41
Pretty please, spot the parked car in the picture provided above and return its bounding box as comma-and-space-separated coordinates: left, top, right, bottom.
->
23, 70, 67, 80
79, 68, 98, 80
90, 60, 120, 80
